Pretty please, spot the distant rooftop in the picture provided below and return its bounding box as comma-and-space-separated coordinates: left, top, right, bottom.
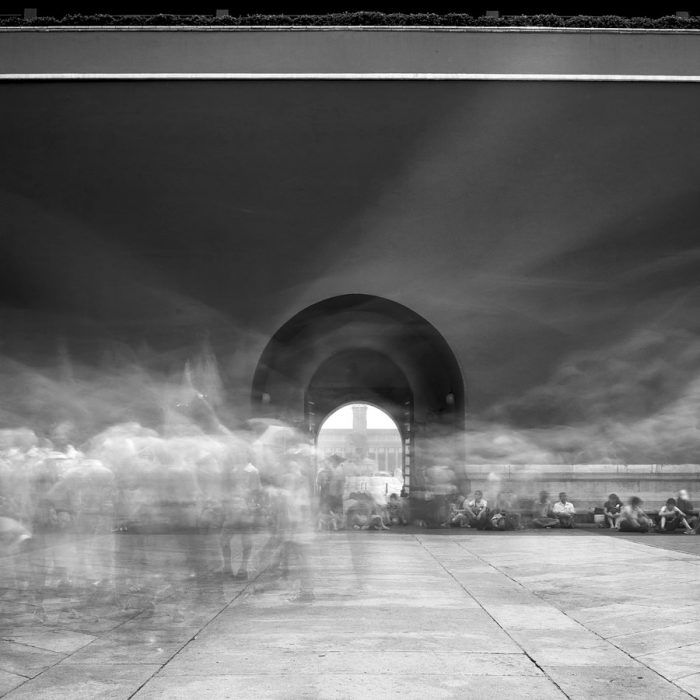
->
1, 11, 699, 29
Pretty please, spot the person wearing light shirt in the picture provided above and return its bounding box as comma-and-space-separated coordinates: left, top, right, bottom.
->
465, 490, 490, 530
551, 492, 575, 528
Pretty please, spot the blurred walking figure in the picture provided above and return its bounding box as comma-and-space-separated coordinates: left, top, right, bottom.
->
316, 458, 333, 513
220, 448, 261, 580
531, 491, 559, 529
327, 456, 346, 517
49, 458, 117, 599
657, 498, 693, 534
279, 460, 315, 602
677, 490, 698, 529
602, 494, 623, 529
618, 496, 654, 532
552, 492, 576, 528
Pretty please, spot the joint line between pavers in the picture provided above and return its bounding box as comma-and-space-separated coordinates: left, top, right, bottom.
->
126, 569, 267, 699
415, 534, 573, 700
452, 538, 698, 698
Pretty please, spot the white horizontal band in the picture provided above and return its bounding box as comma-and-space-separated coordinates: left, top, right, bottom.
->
2, 73, 700, 81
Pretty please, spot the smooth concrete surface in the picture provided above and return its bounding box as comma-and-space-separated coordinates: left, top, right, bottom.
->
1, 529, 698, 699
1, 27, 700, 79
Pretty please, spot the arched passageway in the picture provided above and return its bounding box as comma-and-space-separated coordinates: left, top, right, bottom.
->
251, 294, 465, 491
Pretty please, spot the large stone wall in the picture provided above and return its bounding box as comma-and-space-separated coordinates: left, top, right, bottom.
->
1, 28, 699, 473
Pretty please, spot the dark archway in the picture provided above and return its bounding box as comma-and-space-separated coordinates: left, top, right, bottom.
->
251, 294, 465, 490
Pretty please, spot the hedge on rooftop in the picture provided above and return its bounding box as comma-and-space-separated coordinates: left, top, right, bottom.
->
1, 12, 699, 29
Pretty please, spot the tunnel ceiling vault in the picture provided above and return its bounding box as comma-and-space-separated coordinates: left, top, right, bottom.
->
251, 294, 465, 430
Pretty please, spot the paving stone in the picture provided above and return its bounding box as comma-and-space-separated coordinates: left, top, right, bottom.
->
133, 673, 567, 699
3, 663, 160, 700
638, 643, 700, 681
610, 621, 700, 657
0, 640, 63, 678
160, 649, 540, 677
0, 669, 26, 696
0, 630, 96, 654
541, 664, 692, 699
675, 672, 700, 698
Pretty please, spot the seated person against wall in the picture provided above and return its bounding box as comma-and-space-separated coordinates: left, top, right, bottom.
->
602, 493, 623, 529
531, 491, 560, 529
677, 490, 699, 529
387, 493, 408, 526
441, 493, 469, 528
551, 492, 576, 528
490, 490, 522, 531
658, 498, 694, 534
464, 490, 490, 530
618, 496, 654, 532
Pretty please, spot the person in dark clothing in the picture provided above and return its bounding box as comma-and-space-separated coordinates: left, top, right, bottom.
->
602, 493, 623, 529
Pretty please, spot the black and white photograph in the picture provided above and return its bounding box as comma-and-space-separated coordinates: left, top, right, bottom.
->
1, 6, 700, 698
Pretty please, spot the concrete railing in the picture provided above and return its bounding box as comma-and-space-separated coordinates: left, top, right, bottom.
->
464, 464, 700, 511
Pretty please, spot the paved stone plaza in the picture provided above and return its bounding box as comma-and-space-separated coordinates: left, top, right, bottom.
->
1, 530, 699, 699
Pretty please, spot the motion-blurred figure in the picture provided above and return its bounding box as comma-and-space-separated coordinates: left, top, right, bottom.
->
220, 448, 261, 580
618, 496, 654, 532
677, 490, 698, 529
279, 460, 315, 602
531, 491, 559, 529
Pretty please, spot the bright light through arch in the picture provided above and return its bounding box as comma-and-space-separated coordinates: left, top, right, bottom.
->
320, 404, 398, 430
316, 403, 403, 484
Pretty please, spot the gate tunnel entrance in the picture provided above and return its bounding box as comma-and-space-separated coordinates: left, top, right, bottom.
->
251, 294, 465, 492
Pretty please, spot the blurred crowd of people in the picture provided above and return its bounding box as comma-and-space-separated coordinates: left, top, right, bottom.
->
2, 415, 698, 624
0, 418, 320, 619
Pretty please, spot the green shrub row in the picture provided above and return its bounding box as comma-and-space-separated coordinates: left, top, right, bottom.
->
1, 12, 699, 29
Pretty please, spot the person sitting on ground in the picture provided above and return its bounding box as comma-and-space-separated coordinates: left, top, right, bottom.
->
658, 498, 694, 534
530, 491, 560, 529
677, 490, 698, 529
618, 496, 654, 532
366, 503, 390, 530
387, 493, 407, 526
491, 490, 522, 531
552, 492, 576, 528
602, 493, 623, 529
441, 493, 469, 528
464, 490, 490, 530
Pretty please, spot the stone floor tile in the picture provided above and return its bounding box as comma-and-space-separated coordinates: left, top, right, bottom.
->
3, 663, 161, 700
0, 630, 96, 654
610, 620, 700, 656
675, 672, 700, 698
638, 643, 700, 681
161, 649, 542, 677
0, 670, 26, 697
0, 640, 63, 678
541, 664, 692, 699
133, 673, 567, 700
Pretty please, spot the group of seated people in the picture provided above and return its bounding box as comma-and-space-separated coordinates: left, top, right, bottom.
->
441, 489, 528, 531
600, 490, 697, 534
440, 488, 700, 534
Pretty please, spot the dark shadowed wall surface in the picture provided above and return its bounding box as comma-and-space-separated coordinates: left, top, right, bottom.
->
2, 79, 700, 473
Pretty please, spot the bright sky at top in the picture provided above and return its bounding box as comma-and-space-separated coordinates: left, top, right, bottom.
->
321, 404, 398, 430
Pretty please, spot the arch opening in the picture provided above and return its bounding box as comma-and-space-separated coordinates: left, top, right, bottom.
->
317, 402, 404, 505
251, 294, 465, 494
